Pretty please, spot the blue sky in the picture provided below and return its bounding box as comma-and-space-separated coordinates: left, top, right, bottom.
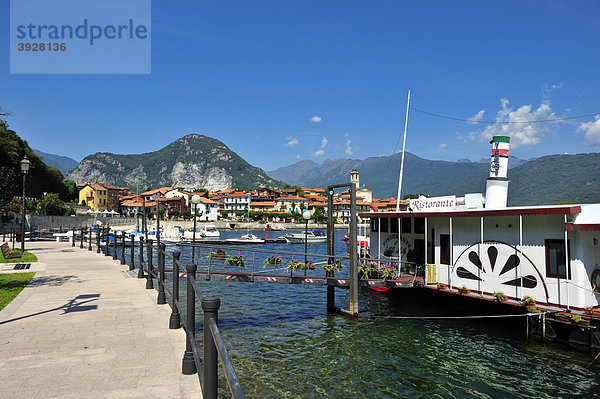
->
2, 0, 600, 171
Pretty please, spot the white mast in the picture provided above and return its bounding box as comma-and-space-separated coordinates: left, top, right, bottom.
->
396, 89, 411, 211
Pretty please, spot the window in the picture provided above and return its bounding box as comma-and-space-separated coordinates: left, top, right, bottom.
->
390, 218, 399, 233
402, 218, 411, 234
380, 218, 388, 233
440, 234, 450, 264
414, 218, 425, 234
545, 239, 570, 279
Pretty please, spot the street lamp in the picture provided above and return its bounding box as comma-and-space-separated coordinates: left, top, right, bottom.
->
20, 157, 30, 253
302, 210, 311, 274
191, 194, 201, 262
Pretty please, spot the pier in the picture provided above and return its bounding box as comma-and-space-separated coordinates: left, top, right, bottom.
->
0, 240, 202, 398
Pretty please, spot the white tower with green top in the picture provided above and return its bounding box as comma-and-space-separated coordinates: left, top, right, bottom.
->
485, 136, 510, 209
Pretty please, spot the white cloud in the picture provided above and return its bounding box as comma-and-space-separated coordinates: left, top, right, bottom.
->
468, 110, 485, 124
435, 143, 447, 153
296, 154, 301, 159
314, 136, 328, 156
464, 98, 560, 148
578, 116, 600, 146
310, 116, 322, 123
285, 136, 299, 147
344, 133, 353, 157
541, 82, 563, 100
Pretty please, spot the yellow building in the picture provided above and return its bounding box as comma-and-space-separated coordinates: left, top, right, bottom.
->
78, 183, 110, 211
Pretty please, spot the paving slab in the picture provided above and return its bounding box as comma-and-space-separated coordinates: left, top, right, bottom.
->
0, 241, 202, 399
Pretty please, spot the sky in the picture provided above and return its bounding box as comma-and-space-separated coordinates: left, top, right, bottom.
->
2, 0, 600, 172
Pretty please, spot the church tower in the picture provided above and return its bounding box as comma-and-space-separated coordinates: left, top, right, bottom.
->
350, 167, 359, 187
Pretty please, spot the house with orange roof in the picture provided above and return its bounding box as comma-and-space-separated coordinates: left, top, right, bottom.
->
275, 195, 309, 214
78, 182, 127, 212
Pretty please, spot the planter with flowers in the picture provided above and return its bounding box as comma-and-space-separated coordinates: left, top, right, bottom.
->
264, 255, 282, 266
211, 248, 227, 259
493, 291, 508, 303
584, 306, 600, 316
358, 261, 378, 279
286, 259, 305, 271
226, 253, 245, 267
323, 259, 343, 274
521, 296, 536, 307
457, 286, 471, 295
436, 282, 448, 290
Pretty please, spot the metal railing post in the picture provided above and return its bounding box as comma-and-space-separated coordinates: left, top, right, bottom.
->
96, 229, 101, 253
146, 239, 154, 289
112, 233, 118, 260
169, 251, 181, 329
137, 236, 145, 279
157, 243, 167, 305
105, 230, 111, 256
202, 296, 220, 399
80, 227, 84, 249
72, 228, 75, 247
182, 263, 198, 375
120, 233, 126, 264
130, 235, 135, 271
88, 228, 92, 251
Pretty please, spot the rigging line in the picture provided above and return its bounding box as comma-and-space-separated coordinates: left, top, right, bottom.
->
410, 107, 600, 124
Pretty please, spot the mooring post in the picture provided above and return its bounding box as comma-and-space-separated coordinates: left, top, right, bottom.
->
157, 243, 167, 305
349, 182, 358, 315
202, 296, 220, 399
88, 228, 92, 251
326, 187, 335, 312
96, 228, 101, 253
129, 235, 135, 271
72, 228, 75, 247
105, 230, 111, 256
112, 233, 118, 260
137, 236, 145, 279
182, 263, 198, 375
120, 234, 126, 264
80, 227, 84, 249
146, 239, 154, 289
169, 250, 181, 329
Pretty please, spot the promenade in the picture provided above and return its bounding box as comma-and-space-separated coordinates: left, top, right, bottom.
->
0, 240, 202, 399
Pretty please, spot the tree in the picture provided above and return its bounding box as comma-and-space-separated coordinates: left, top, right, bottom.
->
37, 193, 69, 216
220, 210, 228, 220
312, 206, 326, 223
169, 209, 180, 219
182, 210, 192, 220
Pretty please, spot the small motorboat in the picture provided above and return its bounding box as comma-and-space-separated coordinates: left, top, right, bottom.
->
283, 230, 327, 244
265, 223, 287, 231
199, 225, 220, 238
225, 233, 265, 244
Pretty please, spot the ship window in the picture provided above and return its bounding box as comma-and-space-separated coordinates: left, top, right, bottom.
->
380, 218, 388, 233
440, 234, 450, 264
390, 218, 399, 233
371, 218, 376, 231
402, 218, 411, 234
545, 239, 570, 279
414, 218, 425, 234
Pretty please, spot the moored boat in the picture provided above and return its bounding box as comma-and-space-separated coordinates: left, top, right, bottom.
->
225, 233, 265, 244
283, 230, 327, 244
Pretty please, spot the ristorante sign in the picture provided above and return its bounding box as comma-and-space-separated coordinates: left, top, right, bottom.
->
409, 196, 456, 212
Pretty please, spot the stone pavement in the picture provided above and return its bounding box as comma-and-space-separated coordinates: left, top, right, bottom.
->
0, 240, 202, 399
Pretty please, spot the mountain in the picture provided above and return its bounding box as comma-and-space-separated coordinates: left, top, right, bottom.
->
268, 152, 600, 206
66, 134, 284, 191
32, 149, 79, 175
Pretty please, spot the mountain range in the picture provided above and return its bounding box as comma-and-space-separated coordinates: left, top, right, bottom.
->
66, 134, 283, 191
32, 149, 79, 175
267, 152, 600, 206
44, 133, 599, 206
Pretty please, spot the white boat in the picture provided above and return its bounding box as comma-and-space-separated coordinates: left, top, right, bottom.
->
265, 223, 287, 231
283, 230, 327, 244
362, 135, 600, 314
199, 225, 220, 238
225, 233, 265, 244
161, 226, 183, 243
182, 226, 203, 242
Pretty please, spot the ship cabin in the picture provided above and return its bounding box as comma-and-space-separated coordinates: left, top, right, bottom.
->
361, 202, 600, 311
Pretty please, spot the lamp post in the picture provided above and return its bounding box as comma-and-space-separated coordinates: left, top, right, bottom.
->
302, 210, 311, 274
20, 157, 30, 253
191, 194, 201, 262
